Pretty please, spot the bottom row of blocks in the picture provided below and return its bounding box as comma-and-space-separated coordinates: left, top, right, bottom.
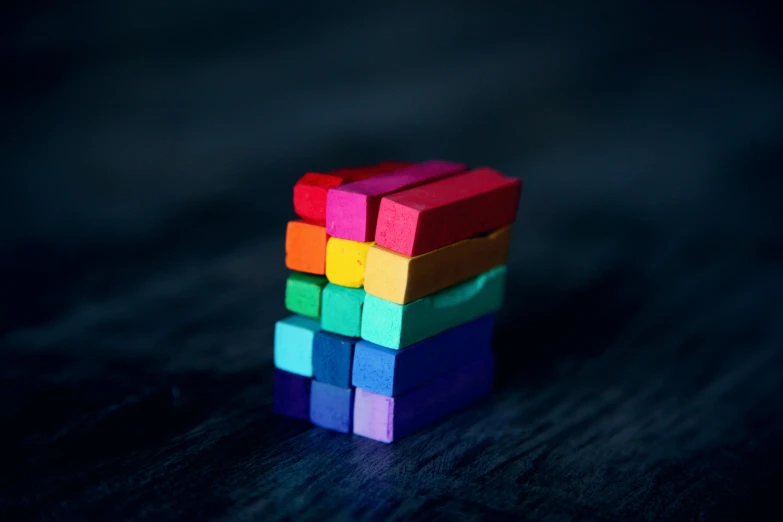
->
273, 351, 495, 443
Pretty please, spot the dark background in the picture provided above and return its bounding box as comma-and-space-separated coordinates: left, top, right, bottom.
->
2, 1, 782, 520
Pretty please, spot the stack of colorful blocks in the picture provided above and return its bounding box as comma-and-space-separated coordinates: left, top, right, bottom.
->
273, 160, 522, 443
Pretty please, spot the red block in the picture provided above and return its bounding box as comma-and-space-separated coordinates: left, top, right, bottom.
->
293, 162, 411, 223
374, 168, 522, 257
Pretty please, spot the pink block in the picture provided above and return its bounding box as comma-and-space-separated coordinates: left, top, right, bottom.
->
325, 160, 467, 241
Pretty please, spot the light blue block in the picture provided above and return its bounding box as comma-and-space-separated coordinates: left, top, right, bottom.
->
360, 265, 507, 349
274, 315, 321, 377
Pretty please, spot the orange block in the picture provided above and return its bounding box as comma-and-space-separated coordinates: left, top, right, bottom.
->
285, 220, 329, 275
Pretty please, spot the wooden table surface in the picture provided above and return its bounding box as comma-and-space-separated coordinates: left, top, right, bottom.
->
2, 2, 782, 520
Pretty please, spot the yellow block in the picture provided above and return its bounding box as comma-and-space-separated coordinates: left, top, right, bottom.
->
364, 227, 512, 304
325, 237, 375, 288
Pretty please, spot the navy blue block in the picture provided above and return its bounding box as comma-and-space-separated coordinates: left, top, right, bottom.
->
352, 314, 495, 397
310, 380, 355, 433
273, 368, 311, 422
312, 331, 358, 388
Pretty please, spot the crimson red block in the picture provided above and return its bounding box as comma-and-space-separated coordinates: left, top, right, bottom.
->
374, 168, 522, 257
293, 162, 411, 223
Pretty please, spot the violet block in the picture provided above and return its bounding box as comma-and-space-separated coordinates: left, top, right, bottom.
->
310, 380, 355, 433
273, 368, 312, 422
353, 351, 494, 443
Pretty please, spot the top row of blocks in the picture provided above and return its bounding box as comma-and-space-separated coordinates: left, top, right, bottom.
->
292, 160, 522, 257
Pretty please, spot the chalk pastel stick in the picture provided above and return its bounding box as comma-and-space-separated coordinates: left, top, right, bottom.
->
285, 272, 328, 318
325, 237, 374, 288
361, 265, 506, 349
321, 284, 365, 337
273, 368, 312, 422
285, 220, 329, 275
294, 162, 411, 223
374, 168, 522, 257
310, 380, 355, 434
274, 315, 321, 377
353, 351, 494, 443
313, 331, 357, 388
326, 160, 467, 242
352, 314, 494, 397
364, 227, 512, 305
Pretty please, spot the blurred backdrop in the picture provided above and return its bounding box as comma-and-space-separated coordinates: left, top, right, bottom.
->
3, 0, 781, 335
1, 2, 783, 518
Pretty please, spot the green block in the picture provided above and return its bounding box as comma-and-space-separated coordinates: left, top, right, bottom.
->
285, 272, 328, 319
361, 265, 507, 349
321, 284, 365, 337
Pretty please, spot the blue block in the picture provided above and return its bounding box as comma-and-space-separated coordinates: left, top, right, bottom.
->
352, 314, 495, 397
310, 380, 355, 433
353, 351, 495, 443
313, 331, 357, 388
274, 315, 321, 377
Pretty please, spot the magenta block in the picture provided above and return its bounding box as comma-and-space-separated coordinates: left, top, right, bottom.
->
353, 351, 494, 443
273, 368, 312, 422
325, 160, 466, 241
310, 380, 355, 433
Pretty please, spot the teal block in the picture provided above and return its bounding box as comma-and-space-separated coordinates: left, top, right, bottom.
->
361, 265, 507, 349
274, 315, 321, 377
321, 284, 365, 337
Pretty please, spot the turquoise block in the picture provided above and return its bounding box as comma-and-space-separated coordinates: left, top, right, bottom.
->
321, 284, 365, 337
361, 265, 507, 349
274, 315, 321, 377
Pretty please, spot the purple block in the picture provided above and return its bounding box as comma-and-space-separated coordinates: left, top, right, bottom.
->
273, 368, 312, 422
353, 351, 494, 443
310, 380, 355, 433
325, 160, 467, 241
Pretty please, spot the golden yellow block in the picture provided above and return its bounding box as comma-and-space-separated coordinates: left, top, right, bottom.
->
325, 237, 375, 288
364, 227, 512, 304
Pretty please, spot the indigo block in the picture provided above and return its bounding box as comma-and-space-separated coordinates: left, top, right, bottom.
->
353, 351, 494, 443
352, 314, 494, 397
310, 380, 355, 433
273, 369, 312, 422
313, 331, 357, 388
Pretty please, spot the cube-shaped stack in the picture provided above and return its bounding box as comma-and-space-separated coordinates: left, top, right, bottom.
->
274, 160, 522, 442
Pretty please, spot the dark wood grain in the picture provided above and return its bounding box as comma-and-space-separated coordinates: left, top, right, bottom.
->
2, 227, 781, 521
2, 1, 782, 520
